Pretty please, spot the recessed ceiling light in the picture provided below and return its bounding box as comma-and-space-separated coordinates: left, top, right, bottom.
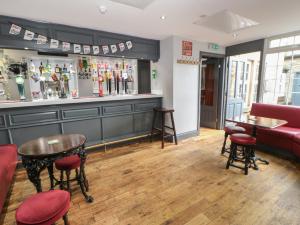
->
24, 47, 29, 50
98, 5, 108, 14
160, 15, 166, 20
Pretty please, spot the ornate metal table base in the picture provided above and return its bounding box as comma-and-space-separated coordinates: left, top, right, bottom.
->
22, 146, 93, 203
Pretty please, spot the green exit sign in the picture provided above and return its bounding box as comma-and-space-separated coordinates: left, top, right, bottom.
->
209, 43, 220, 50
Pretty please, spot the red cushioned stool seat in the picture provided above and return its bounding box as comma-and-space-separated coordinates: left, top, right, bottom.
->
55, 155, 81, 171
230, 133, 256, 145
221, 126, 246, 155
224, 126, 246, 135
16, 190, 70, 225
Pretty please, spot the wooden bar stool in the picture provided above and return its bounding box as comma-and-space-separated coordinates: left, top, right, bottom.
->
55, 155, 91, 202
226, 133, 256, 175
150, 107, 178, 149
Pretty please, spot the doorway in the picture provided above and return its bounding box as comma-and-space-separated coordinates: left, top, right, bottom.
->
226, 52, 261, 120
200, 53, 225, 129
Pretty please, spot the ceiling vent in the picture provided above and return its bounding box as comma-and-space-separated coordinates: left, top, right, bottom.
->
194, 10, 259, 33
108, 0, 155, 9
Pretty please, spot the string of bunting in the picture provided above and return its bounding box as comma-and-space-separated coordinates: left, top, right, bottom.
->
9, 23, 133, 55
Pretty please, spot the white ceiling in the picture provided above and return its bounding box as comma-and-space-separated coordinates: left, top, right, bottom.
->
0, 0, 300, 46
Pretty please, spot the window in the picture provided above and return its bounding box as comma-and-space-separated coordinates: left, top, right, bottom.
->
262, 50, 300, 105
269, 34, 300, 48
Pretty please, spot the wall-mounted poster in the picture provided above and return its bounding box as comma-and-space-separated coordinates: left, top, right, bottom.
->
182, 41, 193, 56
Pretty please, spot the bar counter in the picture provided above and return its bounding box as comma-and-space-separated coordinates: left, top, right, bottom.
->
0, 94, 162, 147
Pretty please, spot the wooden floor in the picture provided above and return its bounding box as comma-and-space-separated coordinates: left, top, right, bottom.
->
1, 128, 300, 225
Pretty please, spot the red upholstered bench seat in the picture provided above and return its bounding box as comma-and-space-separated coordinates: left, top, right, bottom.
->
293, 134, 300, 158
239, 103, 300, 159
0, 144, 17, 214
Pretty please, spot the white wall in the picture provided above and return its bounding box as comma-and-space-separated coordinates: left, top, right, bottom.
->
151, 36, 174, 108
153, 36, 225, 135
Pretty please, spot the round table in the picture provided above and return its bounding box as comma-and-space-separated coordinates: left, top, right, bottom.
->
18, 134, 93, 202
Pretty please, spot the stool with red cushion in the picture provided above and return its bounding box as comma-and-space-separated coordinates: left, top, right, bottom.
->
55, 155, 89, 198
16, 190, 70, 225
226, 133, 256, 175
221, 126, 246, 154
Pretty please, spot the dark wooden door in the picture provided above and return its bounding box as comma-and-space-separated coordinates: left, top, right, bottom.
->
200, 57, 222, 128
138, 60, 151, 94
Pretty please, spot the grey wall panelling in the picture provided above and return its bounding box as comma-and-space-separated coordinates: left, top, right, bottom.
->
0, 97, 162, 147
0, 15, 160, 61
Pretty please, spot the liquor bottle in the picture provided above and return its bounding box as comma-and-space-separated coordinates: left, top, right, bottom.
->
45, 60, 51, 74
39, 62, 44, 75
113, 70, 117, 94
55, 64, 61, 73
29, 60, 35, 73
63, 64, 67, 73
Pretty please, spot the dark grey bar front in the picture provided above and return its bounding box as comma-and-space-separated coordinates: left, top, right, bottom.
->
0, 97, 162, 147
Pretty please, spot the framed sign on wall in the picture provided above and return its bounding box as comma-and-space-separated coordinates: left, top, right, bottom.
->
182, 41, 193, 56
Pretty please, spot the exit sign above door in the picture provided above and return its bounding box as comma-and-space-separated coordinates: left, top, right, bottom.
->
208, 43, 220, 50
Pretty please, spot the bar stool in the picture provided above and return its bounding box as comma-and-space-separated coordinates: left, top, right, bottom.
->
226, 133, 256, 175
16, 190, 70, 225
150, 107, 178, 149
221, 126, 246, 155
55, 155, 89, 198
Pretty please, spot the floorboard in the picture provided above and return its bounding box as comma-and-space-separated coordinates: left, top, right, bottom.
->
1, 128, 300, 225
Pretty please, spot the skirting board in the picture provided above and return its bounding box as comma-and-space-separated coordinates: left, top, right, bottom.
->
177, 130, 199, 140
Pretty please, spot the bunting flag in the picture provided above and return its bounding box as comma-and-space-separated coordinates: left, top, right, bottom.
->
110, 44, 117, 53
37, 35, 47, 45
8, 23, 133, 55
93, 46, 100, 55
83, 45, 91, 54
126, 41, 133, 49
74, 44, 81, 53
24, 30, 34, 40
102, 45, 109, 54
9, 24, 21, 35
50, 39, 59, 48
119, 43, 125, 52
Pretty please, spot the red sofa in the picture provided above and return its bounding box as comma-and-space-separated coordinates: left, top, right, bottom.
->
0, 144, 17, 214
240, 103, 300, 159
